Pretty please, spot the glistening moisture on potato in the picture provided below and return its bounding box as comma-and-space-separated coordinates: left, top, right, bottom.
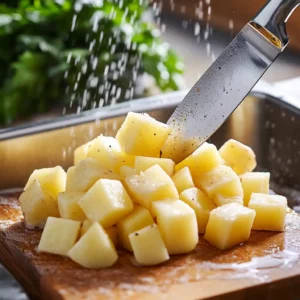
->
19, 112, 288, 268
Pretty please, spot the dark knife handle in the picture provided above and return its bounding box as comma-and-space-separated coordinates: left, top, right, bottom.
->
253, 0, 300, 47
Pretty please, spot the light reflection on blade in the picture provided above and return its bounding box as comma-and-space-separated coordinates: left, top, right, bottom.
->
162, 23, 283, 163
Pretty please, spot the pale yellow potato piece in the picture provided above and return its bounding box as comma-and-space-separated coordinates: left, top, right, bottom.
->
81, 220, 118, 246
175, 142, 223, 177
38, 217, 81, 256
172, 166, 194, 193
66, 158, 120, 192
195, 165, 243, 206
240, 172, 270, 206
119, 166, 136, 178
78, 179, 133, 228
116, 112, 171, 157
81, 219, 94, 236
179, 187, 215, 233
25, 166, 66, 198
129, 224, 169, 266
117, 206, 154, 251
86, 135, 124, 171
20, 180, 59, 228
248, 193, 287, 231
219, 139, 257, 175
153, 199, 198, 254
74, 141, 92, 165
135, 156, 175, 176
58, 191, 86, 221
204, 203, 256, 250
118, 154, 136, 169
68, 223, 118, 268
125, 165, 178, 210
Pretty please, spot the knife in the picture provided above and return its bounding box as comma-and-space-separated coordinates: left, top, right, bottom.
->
162, 0, 300, 163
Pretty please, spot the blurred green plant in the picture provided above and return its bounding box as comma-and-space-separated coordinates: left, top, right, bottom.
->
0, 0, 184, 125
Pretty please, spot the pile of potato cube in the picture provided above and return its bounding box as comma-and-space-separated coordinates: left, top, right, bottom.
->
19, 112, 288, 268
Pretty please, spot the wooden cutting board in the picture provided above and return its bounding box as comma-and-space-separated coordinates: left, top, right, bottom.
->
1, 194, 300, 300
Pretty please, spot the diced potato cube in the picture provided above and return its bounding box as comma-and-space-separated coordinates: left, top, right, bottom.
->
74, 141, 92, 165
86, 135, 125, 170
172, 166, 194, 193
78, 179, 133, 227
81, 220, 118, 246
80, 219, 97, 236
38, 217, 81, 256
248, 193, 287, 231
129, 224, 169, 266
194, 165, 243, 206
66, 158, 120, 192
117, 206, 154, 251
219, 139, 257, 175
119, 166, 136, 178
58, 191, 86, 221
214, 195, 243, 207
179, 187, 215, 233
204, 203, 256, 250
25, 166, 66, 198
135, 156, 175, 176
153, 199, 198, 254
116, 112, 171, 157
20, 180, 59, 228
81, 219, 94, 236
125, 165, 178, 210
240, 172, 270, 206
175, 143, 223, 177
118, 154, 136, 169
68, 223, 118, 268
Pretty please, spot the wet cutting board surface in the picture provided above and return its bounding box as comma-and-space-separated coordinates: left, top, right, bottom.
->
1, 194, 300, 300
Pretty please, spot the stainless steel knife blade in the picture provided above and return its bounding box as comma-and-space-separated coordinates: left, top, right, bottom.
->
162, 0, 300, 163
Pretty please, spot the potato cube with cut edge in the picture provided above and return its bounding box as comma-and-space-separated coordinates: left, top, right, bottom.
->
68, 223, 118, 268
125, 165, 178, 211
194, 165, 243, 206
129, 224, 169, 266
116, 112, 171, 157
240, 172, 270, 206
78, 179, 134, 228
135, 156, 175, 176
204, 203, 256, 250
179, 187, 215, 233
20, 180, 59, 229
117, 206, 154, 251
172, 166, 194, 193
58, 191, 86, 222
66, 158, 120, 192
81, 220, 118, 246
248, 193, 287, 231
38, 217, 81, 256
81, 219, 95, 236
153, 199, 198, 254
119, 166, 136, 178
25, 166, 66, 198
175, 143, 223, 178
219, 139, 257, 175
74, 141, 92, 165
87, 135, 124, 171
